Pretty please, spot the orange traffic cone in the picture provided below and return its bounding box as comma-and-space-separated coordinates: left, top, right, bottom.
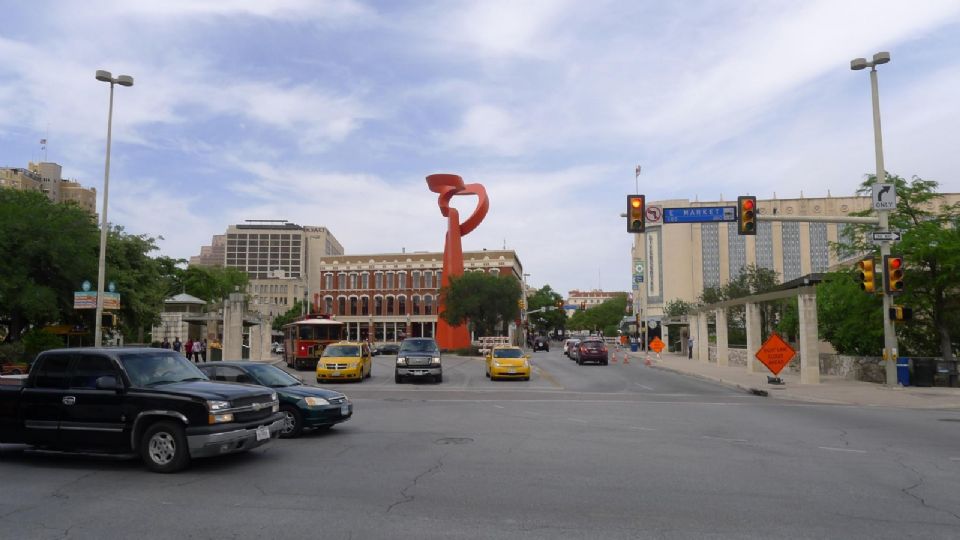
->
623, 352, 630, 364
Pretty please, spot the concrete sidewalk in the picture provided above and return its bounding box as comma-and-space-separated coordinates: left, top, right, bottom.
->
621, 350, 960, 409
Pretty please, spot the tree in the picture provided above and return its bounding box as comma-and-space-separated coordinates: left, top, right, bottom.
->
813, 272, 883, 355
567, 294, 628, 336
0, 190, 98, 342
104, 226, 169, 343
182, 265, 249, 303
526, 285, 566, 335
835, 173, 960, 360
440, 272, 522, 338
664, 299, 694, 318
273, 300, 307, 331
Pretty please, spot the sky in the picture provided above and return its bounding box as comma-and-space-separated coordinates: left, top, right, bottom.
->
2, 0, 959, 296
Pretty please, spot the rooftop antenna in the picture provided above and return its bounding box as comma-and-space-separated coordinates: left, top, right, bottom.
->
634, 164, 641, 193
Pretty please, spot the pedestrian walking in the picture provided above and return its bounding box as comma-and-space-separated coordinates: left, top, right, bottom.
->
185, 339, 194, 361
688, 337, 693, 359
201, 339, 208, 362
192, 339, 202, 363
173, 337, 182, 353
161, 337, 171, 349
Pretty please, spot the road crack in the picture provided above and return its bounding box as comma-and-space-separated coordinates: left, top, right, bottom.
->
385, 454, 445, 513
894, 456, 960, 523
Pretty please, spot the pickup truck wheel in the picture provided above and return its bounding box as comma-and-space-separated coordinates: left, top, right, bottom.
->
434, 374, 443, 384
394, 374, 402, 384
279, 406, 303, 439
141, 421, 190, 473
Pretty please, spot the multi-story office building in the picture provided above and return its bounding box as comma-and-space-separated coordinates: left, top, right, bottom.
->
631, 193, 960, 329
189, 235, 226, 267
0, 161, 97, 215
307, 250, 523, 342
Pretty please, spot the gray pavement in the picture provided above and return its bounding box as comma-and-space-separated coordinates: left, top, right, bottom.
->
2, 346, 959, 539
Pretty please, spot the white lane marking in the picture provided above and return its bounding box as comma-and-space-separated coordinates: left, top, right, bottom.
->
702, 435, 748, 443
567, 418, 589, 423
634, 383, 655, 391
493, 404, 505, 409
629, 426, 657, 431
818, 446, 867, 454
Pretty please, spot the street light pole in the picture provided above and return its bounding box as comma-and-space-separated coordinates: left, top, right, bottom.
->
852, 52, 898, 387
93, 70, 133, 347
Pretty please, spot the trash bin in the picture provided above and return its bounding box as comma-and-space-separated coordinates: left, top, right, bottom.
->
913, 358, 935, 387
630, 342, 638, 353
896, 358, 910, 386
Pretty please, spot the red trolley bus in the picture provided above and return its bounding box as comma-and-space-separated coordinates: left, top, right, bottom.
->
282, 317, 345, 370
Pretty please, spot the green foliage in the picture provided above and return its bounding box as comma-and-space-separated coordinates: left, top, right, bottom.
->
273, 300, 307, 331
22, 329, 66, 359
105, 226, 169, 341
526, 285, 567, 334
440, 272, 522, 337
182, 265, 250, 303
0, 190, 98, 341
663, 298, 694, 318
697, 265, 783, 345
833, 173, 960, 359
814, 273, 883, 355
567, 294, 628, 336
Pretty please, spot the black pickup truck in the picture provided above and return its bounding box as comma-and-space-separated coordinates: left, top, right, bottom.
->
0, 348, 284, 473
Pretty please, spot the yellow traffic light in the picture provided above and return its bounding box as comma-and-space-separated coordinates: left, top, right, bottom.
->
884, 255, 904, 294
737, 196, 757, 235
627, 195, 645, 233
856, 258, 876, 293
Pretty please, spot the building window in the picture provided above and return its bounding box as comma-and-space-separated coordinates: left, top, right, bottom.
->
727, 224, 746, 279
361, 296, 369, 316
489, 268, 500, 276
375, 296, 383, 316
386, 296, 395, 315
350, 297, 358, 316
375, 272, 383, 289
701, 223, 720, 288
349, 273, 358, 289
338, 296, 346, 315
398, 272, 407, 289
435, 270, 441, 288
809, 223, 829, 272
386, 272, 395, 289
398, 295, 407, 316
324, 296, 333, 315
337, 272, 346, 290
782, 222, 802, 281
412, 271, 421, 289
424, 271, 433, 289
362, 272, 370, 289
424, 295, 434, 315
412, 295, 421, 315
756, 221, 774, 272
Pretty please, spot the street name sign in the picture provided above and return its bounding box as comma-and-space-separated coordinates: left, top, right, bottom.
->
663, 206, 737, 224
872, 183, 897, 210
649, 337, 665, 354
755, 333, 796, 376
871, 231, 901, 242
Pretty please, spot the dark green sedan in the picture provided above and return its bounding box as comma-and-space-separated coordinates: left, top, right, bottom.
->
199, 362, 352, 438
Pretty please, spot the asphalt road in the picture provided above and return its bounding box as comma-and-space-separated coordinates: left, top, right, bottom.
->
2, 345, 959, 539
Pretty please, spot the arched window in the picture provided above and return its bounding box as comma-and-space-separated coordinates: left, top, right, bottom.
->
386, 272, 395, 289
362, 272, 370, 289
337, 272, 347, 290
350, 296, 358, 316
435, 270, 442, 288
375, 296, 383, 316
349, 273, 358, 289
375, 272, 383, 289
412, 295, 421, 315
424, 271, 433, 289
398, 271, 407, 289
412, 271, 421, 289
361, 296, 369, 316
386, 295, 395, 315
337, 296, 346, 315
324, 274, 333, 290
324, 296, 333, 315
424, 295, 434, 315
398, 295, 407, 316
489, 268, 500, 276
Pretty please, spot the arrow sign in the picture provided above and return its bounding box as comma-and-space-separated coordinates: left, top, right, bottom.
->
871, 231, 901, 242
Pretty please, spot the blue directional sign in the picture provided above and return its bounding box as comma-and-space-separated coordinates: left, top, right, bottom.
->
663, 206, 737, 224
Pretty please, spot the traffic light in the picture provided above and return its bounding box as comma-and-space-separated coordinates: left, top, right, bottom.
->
884, 255, 904, 294
627, 195, 645, 233
855, 258, 877, 293
101, 313, 116, 327
737, 196, 757, 235
889, 305, 913, 322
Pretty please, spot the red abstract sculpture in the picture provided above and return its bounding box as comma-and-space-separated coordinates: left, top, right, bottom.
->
426, 174, 490, 350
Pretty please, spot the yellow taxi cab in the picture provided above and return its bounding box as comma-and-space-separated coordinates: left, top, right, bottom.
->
485, 346, 531, 381
316, 342, 372, 383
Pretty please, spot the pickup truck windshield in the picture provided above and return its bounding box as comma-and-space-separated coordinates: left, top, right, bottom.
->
119, 352, 207, 387
400, 340, 439, 354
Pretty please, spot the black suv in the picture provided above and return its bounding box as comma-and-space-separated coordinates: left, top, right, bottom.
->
533, 336, 550, 352
395, 338, 442, 383
0, 348, 283, 473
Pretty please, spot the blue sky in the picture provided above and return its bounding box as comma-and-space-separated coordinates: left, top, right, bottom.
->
2, 0, 959, 295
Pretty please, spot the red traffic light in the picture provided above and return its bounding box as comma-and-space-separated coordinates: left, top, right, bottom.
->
889, 257, 902, 269
743, 199, 754, 210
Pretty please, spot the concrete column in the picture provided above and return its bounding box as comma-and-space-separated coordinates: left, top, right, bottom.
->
715, 308, 728, 367
797, 291, 821, 384
697, 313, 709, 363
223, 292, 246, 361
745, 302, 763, 373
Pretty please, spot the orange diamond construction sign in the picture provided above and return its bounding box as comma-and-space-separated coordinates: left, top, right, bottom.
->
755, 333, 796, 376
649, 337, 665, 354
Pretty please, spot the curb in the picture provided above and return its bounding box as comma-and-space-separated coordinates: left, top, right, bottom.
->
647, 363, 763, 397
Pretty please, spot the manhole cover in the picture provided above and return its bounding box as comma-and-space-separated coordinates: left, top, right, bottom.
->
435, 437, 473, 445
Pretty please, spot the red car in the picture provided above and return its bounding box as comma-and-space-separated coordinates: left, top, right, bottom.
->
0, 361, 30, 375
575, 339, 608, 366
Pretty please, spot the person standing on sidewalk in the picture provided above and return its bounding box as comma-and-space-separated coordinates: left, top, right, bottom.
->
191, 339, 203, 363
688, 337, 693, 359
200, 339, 208, 362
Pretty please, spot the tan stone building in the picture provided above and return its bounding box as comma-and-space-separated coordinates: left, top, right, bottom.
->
308, 250, 524, 343
565, 289, 629, 317
631, 192, 960, 339
0, 161, 97, 215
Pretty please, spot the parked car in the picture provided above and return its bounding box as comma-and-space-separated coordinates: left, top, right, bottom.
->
378, 343, 401, 356
563, 338, 580, 357
271, 342, 284, 355
576, 339, 609, 365
0, 360, 31, 375
566, 339, 582, 360
485, 346, 531, 381
316, 342, 372, 383
199, 362, 351, 438
533, 336, 550, 352
0, 348, 283, 473
395, 338, 442, 383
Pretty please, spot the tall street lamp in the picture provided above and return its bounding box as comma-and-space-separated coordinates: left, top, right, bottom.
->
850, 51, 898, 387
93, 70, 134, 347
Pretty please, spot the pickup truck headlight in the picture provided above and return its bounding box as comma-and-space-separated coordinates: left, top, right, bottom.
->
430, 357, 441, 365
303, 397, 329, 407
209, 413, 234, 424
396, 357, 407, 366
270, 393, 278, 401
207, 400, 231, 412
